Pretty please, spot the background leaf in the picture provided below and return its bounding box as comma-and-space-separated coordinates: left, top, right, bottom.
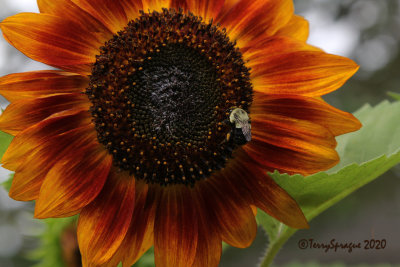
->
1, 173, 13, 190
0, 130, 12, 159
30, 217, 78, 267
0, 130, 13, 188
257, 100, 400, 266
387, 91, 400, 101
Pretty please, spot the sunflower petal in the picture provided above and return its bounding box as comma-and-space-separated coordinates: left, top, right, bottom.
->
121, 0, 144, 21
191, 190, 222, 267
7, 114, 93, 201
250, 50, 359, 97
142, 0, 171, 12
34, 126, 112, 218
185, 0, 224, 22
78, 170, 136, 265
113, 182, 157, 267
252, 93, 362, 136
0, 93, 89, 135
231, 154, 308, 229
242, 35, 320, 61
251, 173, 309, 229
244, 114, 339, 175
70, 0, 130, 33
154, 186, 198, 267
37, 0, 113, 38
275, 15, 309, 42
216, 0, 294, 48
1, 109, 91, 170
0, 13, 102, 74
0, 71, 88, 102
199, 177, 257, 248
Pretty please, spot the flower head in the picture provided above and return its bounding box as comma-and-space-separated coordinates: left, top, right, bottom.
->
0, 0, 361, 266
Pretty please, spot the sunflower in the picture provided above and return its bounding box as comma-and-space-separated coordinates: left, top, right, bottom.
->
0, 0, 361, 266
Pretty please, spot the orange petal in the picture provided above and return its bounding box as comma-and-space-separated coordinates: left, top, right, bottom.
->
275, 15, 309, 42
243, 35, 320, 62
121, 0, 144, 21
0, 13, 102, 75
185, 0, 224, 22
198, 176, 257, 248
0, 93, 89, 136
154, 186, 198, 267
250, 50, 359, 97
216, 0, 294, 48
111, 182, 157, 267
70, 0, 132, 33
251, 174, 309, 229
6, 111, 92, 201
37, 0, 113, 39
142, 0, 171, 12
191, 190, 222, 267
78, 170, 136, 265
1, 109, 91, 170
0, 71, 88, 102
252, 93, 362, 136
231, 153, 309, 229
244, 114, 339, 175
34, 125, 112, 218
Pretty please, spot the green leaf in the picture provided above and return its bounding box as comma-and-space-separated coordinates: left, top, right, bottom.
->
30, 217, 78, 267
257, 100, 400, 267
387, 91, 400, 101
1, 173, 13, 191
132, 247, 155, 267
0, 130, 12, 159
0, 130, 13, 189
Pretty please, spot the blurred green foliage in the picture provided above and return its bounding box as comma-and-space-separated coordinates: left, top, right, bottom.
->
29, 217, 77, 267
0, 130, 12, 159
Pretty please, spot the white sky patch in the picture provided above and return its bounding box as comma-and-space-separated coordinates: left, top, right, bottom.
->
6, 0, 39, 13
302, 9, 360, 57
0, 40, 6, 69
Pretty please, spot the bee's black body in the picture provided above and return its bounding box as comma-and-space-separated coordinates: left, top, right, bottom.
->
230, 126, 249, 146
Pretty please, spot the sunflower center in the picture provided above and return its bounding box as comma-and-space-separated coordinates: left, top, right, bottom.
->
130, 43, 220, 144
87, 9, 253, 186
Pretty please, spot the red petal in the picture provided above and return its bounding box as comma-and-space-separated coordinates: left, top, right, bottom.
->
243, 36, 320, 62
154, 186, 198, 267
250, 50, 359, 97
110, 182, 157, 267
6, 110, 91, 201
0, 93, 89, 136
244, 114, 339, 175
70, 0, 132, 33
198, 176, 257, 248
0, 71, 88, 102
231, 153, 309, 229
0, 13, 102, 74
78, 170, 136, 265
2, 109, 91, 171
252, 93, 362, 136
216, 0, 294, 48
185, 0, 225, 22
37, 0, 113, 39
34, 125, 112, 218
142, 0, 171, 11
191, 190, 222, 267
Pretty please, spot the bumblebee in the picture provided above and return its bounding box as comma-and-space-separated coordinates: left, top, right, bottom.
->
227, 108, 251, 145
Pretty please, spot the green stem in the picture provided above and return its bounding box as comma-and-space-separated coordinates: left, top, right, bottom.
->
259, 228, 295, 267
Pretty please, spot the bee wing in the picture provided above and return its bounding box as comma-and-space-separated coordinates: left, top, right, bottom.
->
241, 123, 252, 142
